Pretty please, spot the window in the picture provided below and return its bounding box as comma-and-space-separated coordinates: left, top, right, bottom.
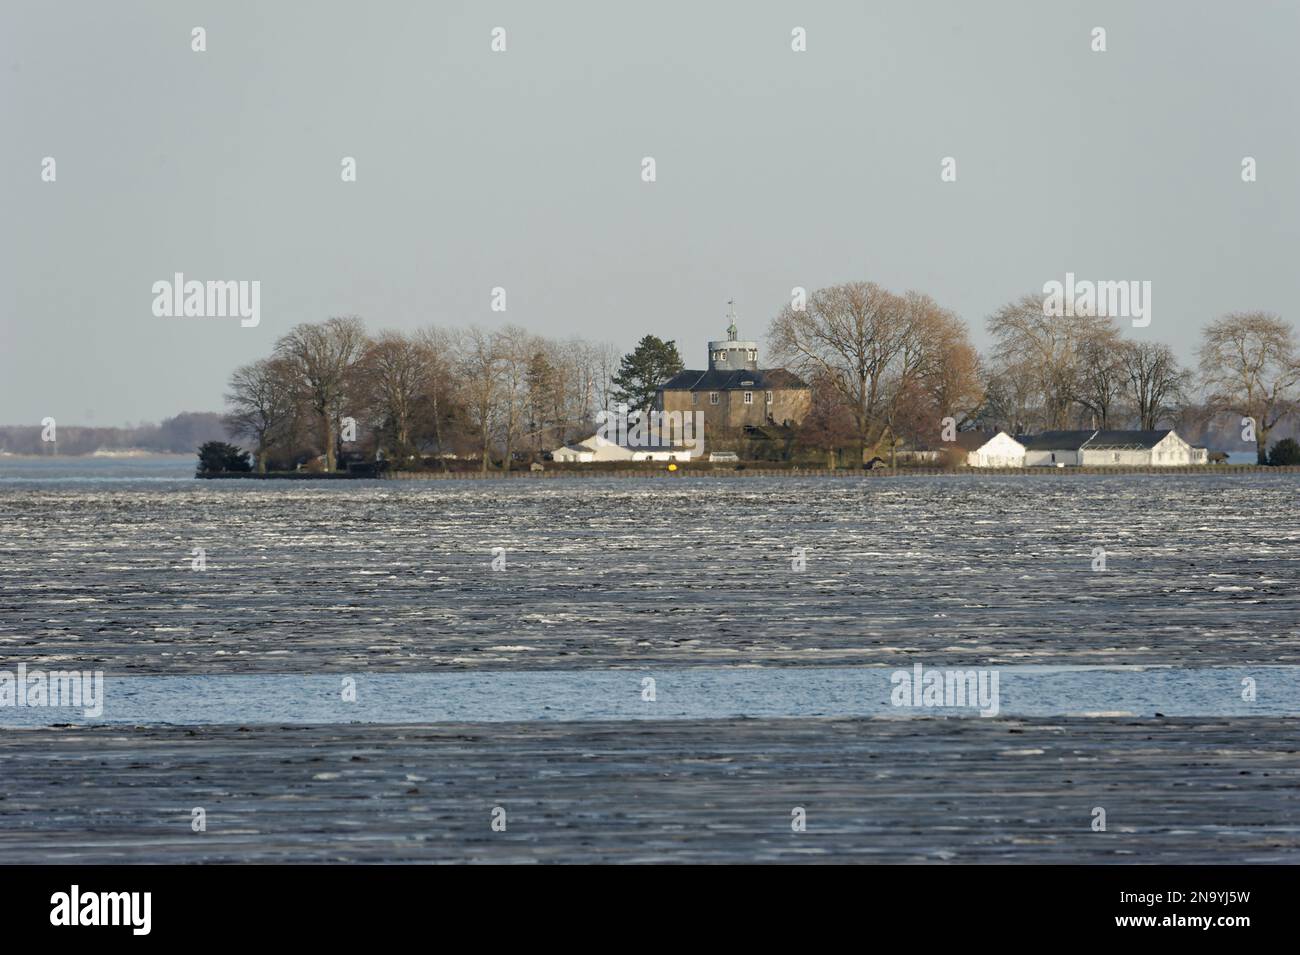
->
709, 392, 719, 405
765, 391, 773, 404
747, 349, 757, 361
743, 391, 753, 404
691, 392, 698, 404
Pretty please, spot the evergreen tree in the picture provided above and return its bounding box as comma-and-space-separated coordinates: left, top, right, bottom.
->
1267, 437, 1300, 466
611, 336, 685, 415
196, 441, 252, 475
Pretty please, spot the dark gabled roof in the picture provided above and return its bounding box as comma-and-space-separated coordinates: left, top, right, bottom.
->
1017, 430, 1097, 451
1085, 429, 1171, 449
904, 428, 993, 452
659, 368, 809, 391
904, 431, 1013, 454
950, 429, 1014, 451
624, 442, 691, 452
1017, 429, 1173, 451
903, 429, 1013, 453
559, 440, 688, 453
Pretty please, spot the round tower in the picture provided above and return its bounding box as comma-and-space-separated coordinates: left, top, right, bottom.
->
708, 300, 759, 370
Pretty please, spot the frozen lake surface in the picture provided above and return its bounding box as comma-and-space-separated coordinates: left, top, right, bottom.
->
0, 664, 1296, 726
2, 466, 1297, 863
2, 470, 1297, 675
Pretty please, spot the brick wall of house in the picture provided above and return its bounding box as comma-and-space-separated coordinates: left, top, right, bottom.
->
660, 386, 809, 432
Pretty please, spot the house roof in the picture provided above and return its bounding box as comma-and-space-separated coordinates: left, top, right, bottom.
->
950, 429, 1014, 451
558, 435, 690, 454
659, 367, 809, 391
1017, 430, 1096, 451
1017, 429, 1172, 451
1085, 429, 1172, 449
903, 429, 1013, 453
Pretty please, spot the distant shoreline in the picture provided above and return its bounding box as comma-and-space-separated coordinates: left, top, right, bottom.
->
196, 464, 1300, 480
0, 452, 192, 459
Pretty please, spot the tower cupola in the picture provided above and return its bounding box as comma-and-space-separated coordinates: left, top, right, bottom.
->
708, 300, 759, 371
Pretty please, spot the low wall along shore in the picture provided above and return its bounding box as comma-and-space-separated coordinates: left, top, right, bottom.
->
196, 464, 1300, 480
383, 464, 1300, 479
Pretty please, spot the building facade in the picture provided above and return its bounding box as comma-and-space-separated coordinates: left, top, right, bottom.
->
1019, 429, 1208, 466
657, 310, 810, 433
551, 433, 694, 463
953, 430, 1026, 467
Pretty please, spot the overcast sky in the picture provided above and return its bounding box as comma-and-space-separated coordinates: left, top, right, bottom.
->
2, 1, 1297, 427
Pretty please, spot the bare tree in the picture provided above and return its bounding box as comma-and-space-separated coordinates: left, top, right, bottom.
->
796, 369, 860, 467
525, 346, 559, 457
1074, 330, 1125, 429
986, 295, 1118, 430
772, 284, 979, 461
584, 340, 621, 418
412, 326, 459, 464
770, 282, 921, 462
274, 316, 369, 471
358, 330, 434, 462
223, 357, 297, 472
883, 298, 984, 456
906, 302, 984, 428
494, 326, 535, 470
542, 338, 603, 447
219, 316, 622, 472
1119, 341, 1189, 430
1199, 312, 1300, 463
454, 327, 504, 472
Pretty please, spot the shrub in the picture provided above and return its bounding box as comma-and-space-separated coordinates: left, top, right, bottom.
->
1267, 437, 1300, 466
197, 441, 252, 475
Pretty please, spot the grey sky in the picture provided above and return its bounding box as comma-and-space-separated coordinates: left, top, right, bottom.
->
2, 0, 1297, 427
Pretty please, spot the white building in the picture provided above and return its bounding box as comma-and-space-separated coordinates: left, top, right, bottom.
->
551, 433, 694, 464
951, 430, 1026, 467
1019, 429, 1208, 466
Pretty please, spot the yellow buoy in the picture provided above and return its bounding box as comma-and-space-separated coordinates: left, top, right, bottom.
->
668, 463, 678, 472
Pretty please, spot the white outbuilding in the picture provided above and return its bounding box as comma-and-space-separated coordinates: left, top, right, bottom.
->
951, 430, 1026, 467
550, 433, 694, 463
1018, 429, 1208, 466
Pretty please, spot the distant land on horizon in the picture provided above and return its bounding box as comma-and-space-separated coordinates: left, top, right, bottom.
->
1, 410, 1293, 458
0, 413, 227, 456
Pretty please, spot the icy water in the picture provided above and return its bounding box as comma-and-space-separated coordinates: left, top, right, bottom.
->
0, 665, 1297, 726
5, 462, 1296, 865
2, 467, 1298, 678
0, 454, 194, 482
